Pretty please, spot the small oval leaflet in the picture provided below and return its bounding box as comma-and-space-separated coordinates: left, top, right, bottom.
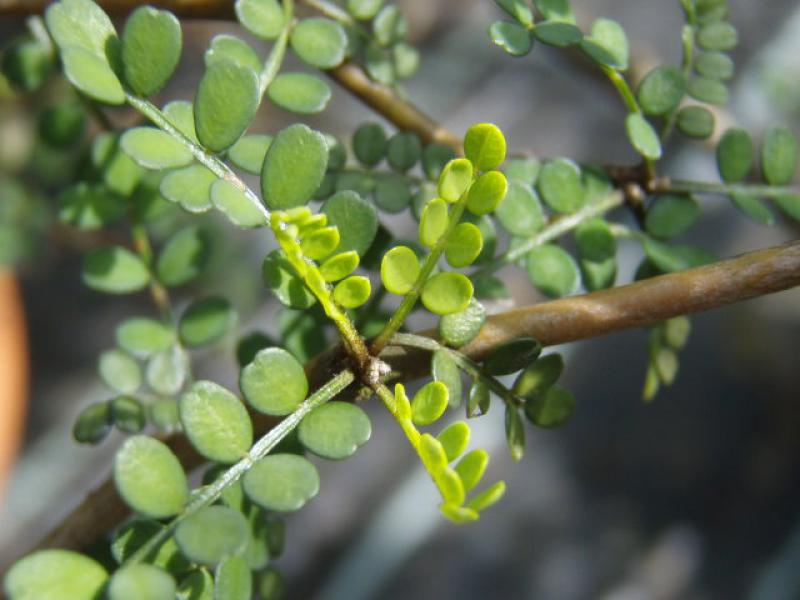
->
352, 122, 387, 167
82, 246, 150, 294
177, 570, 213, 600
110, 396, 146, 433
537, 158, 584, 213
262, 124, 329, 210
625, 113, 662, 160
179, 297, 236, 348
761, 126, 797, 186
195, 62, 259, 152
419, 197, 449, 247
180, 380, 253, 464
156, 225, 210, 287
381, 245, 420, 295
290, 17, 347, 69
455, 449, 489, 493
411, 381, 449, 426
121, 6, 182, 97
533, 21, 582, 47
243, 454, 320, 512
268, 72, 332, 114
716, 127, 753, 183
637, 66, 685, 116
205, 33, 261, 73
211, 180, 268, 228
298, 401, 372, 460
468, 379, 491, 417
489, 20, 532, 57
321, 191, 378, 255
574, 218, 616, 262
513, 353, 564, 399
4, 549, 108, 600
98, 349, 141, 394
580, 18, 629, 70
215, 555, 252, 600
120, 127, 194, 170
495, 180, 545, 237
333, 275, 371, 308
262, 249, 317, 309
445, 222, 484, 268
73, 401, 112, 444
108, 564, 175, 600
175, 505, 249, 566
116, 317, 173, 356
240, 347, 308, 415
505, 404, 525, 461
437, 421, 470, 462
236, 0, 285, 40
464, 123, 507, 171
229, 134, 273, 175
146, 345, 187, 396
320, 251, 359, 282
438, 158, 474, 203
421, 272, 473, 315
526, 243, 580, 298
61, 47, 125, 105
483, 336, 542, 376
431, 350, 462, 411
387, 132, 422, 172
160, 164, 216, 213
677, 105, 714, 139
524, 385, 576, 428
645, 194, 700, 239
688, 76, 728, 106
466, 480, 506, 513
438, 298, 486, 347
113, 435, 188, 519
466, 170, 508, 215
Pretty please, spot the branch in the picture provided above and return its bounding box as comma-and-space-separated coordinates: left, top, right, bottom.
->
5, 239, 798, 571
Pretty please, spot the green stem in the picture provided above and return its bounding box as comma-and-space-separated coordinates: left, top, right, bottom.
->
124, 93, 268, 221
131, 223, 173, 321
371, 194, 472, 354
390, 333, 523, 408
664, 179, 800, 198
473, 191, 625, 278
601, 66, 656, 180
127, 369, 355, 566
258, 0, 293, 98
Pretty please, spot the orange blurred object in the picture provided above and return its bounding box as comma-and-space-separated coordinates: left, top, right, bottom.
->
0, 270, 28, 501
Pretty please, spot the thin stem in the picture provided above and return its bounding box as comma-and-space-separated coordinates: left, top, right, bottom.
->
473, 191, 625, 278
663, 179, 800, 198
127, 369, 355, 566
124, 94, 268, 221
258, 0, 293, 98
371, 193, 471, 354
390, 333, 523, 408
601, 66, 656, 180
130, 223, 172, 319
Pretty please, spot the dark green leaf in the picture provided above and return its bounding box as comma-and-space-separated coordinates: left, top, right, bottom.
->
513, 353, 564, 399
82, 246, 150, 294
298, 401, 371, 459
761, 126, 797, 185
175, 506, 249, 566
637, 66, 685, 116
687, 76, 728, 105
262, 124, 328, 210
121, 6, 181, 97
677, 105, 715, 139
110, 396, 146, 433
179, 297, 236, 348
645, 194, 700, 239
73, 401, 112, 444
716, 127, 753, 182
433, 349, 463, 408
352, 122, 387, 167
114, 435, 188, 518
533, 21, 582, 46
195, 62, 259, 152
483, 337, 541, 375
321, 190, 378, 255
504, 404, 525, 461
387, 132, 422, 172
489, 20, 533, 57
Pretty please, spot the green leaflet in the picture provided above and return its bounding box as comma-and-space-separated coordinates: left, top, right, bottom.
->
195, 62, 259, 152
121, 7, 182, 97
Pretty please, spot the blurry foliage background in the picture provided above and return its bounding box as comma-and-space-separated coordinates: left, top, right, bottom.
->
2, 0, 800, 598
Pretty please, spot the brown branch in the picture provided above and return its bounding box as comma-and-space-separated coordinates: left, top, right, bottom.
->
4, 238, 798, 572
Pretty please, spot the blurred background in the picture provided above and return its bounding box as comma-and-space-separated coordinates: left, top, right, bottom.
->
2, 1, 800, 598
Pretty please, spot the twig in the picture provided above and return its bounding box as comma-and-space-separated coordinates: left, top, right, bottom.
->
6, 238, 799, 568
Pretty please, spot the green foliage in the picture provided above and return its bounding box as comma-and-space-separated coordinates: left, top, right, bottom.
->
114, 436, 188, 518
8, 0, 800, 592
180, 381, 253, 463
4, 550, 108, 600
298, 402, 371, 459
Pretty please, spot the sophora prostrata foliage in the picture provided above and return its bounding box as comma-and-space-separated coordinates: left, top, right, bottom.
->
2, 0, 799, 598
